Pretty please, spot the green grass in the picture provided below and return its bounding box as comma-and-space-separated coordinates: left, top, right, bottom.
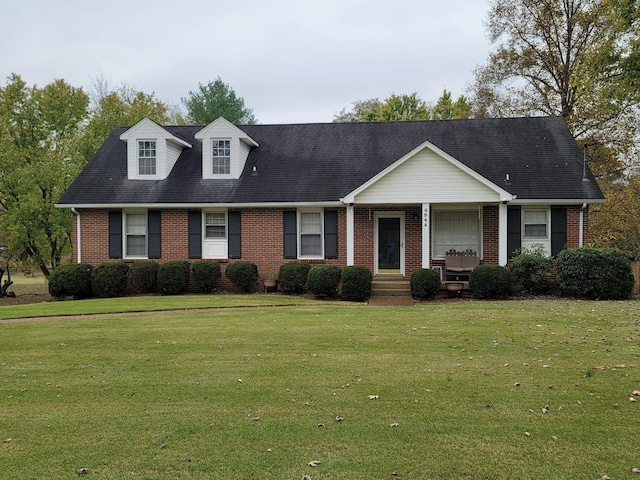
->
1, 299, 639, 479
5, 273, 48, 296
0, 293, 323, 320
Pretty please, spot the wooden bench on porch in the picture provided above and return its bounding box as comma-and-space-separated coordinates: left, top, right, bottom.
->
444, 249, 480, 281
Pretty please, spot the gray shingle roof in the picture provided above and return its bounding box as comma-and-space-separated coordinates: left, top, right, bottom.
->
58, 116, 603, 206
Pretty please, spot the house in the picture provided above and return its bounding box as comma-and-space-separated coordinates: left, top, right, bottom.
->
56, 116, 604, 290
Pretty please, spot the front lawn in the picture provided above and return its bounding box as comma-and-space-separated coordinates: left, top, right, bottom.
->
1, 299, 639, 479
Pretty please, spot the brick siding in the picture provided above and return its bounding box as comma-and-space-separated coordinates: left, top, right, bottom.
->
71, 204, 591, 287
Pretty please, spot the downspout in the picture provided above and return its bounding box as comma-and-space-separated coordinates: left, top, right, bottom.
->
71, 208, 81, 263
579, 203, 587, 247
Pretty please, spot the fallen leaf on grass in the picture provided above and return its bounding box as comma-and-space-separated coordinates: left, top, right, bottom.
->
308, 460, 320, 467
3, 438, 12, 443
632, 390, 640, 396
368, 395, 379, 400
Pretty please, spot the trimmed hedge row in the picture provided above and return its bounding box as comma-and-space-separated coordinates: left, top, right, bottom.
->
46, 247, 636, 301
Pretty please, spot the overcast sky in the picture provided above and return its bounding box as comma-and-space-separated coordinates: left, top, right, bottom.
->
2, 0, 493, 124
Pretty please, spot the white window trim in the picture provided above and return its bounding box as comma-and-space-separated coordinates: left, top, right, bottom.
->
298, 209, 324, 259
431, 205, 483, 260
202, 209, 229, 259
133, 137, 164, 180
203, 210, 228, 240
124, 209, 148, 259
210, 138, 232, 178
522, 207, 550, 240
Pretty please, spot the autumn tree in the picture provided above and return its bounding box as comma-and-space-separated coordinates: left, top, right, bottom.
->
182, 77, 257, 125
469, 0, 640, 177
0, 74, 89, 276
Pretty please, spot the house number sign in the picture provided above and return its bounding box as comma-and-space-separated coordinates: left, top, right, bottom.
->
423, 207, 429, 228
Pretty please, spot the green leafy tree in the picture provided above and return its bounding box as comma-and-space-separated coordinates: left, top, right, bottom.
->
182, 77, 257, 125
0, 74, 89, 276
334, 91, 471, 122
432, 90, 472, 120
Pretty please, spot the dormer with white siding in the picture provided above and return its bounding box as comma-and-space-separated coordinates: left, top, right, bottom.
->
120, 118, 192, 180
195, 117, 259, 180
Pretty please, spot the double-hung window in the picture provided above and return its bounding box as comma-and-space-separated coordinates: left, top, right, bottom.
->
212, 139, 231, 175
125, 212, 147, 257
299, 211, 323, 257
432, 208, 481, 258
205, 212, 226, 239
523, 209, 548, 239
138, 140, 157, 175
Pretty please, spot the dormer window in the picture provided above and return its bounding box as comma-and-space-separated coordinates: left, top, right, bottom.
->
195, 117, 258, 180
120, 118, 192, 180
138, 140, 157, 175
212, 139, 231, 175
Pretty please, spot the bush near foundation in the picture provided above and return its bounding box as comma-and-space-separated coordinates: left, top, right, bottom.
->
469, 264, 511, 299
278, 262, 312, 294
307, 264, 342, 299
225, 261, 258, 293
556, 247, 634, 300
341, 265, 372, 302
48, 263, 93, 299
91, 262, 129, 298
191, 260, 221, 293
507, 249, 555, 296
127, 261, 160, 294
410, 268, 441, 300
157, 261, 191, 295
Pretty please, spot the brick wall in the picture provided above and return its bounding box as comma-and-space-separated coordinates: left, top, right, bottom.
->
71, 204, 594, 287
73, 207, 346, 291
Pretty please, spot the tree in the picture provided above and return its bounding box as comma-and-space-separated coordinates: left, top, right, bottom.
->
81, 77, 175, 160
182, 77, 257, 125
334, 91, 471, 122
0, 74, 89, 277
432, 90, 472, 120
469, 0, 640, 177
590, 174, 640, 258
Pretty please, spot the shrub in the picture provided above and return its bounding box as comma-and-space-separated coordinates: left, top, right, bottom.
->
307, 264, 342, 299
157, 261, 191, 295
410, 268, 441, 300
225, 261, 258, 293
191, 260, 221, 293
127, 261, 159, 294
508, 248, 555, 296
556, 247, 634, 300
469, 264, 511, 299
91, 262, 129, 298
341, 265, 372, 302
278, 262, 312, 294
48, 263, 93, 299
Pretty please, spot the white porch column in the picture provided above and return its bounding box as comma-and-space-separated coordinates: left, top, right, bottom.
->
498, 203, 508, 266
346, 204, 355, 266
421, 203, 430, 268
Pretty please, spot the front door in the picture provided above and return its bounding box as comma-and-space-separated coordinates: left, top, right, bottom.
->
376, 214, 404, 275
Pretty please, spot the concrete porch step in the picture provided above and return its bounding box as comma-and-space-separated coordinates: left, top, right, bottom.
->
371, 277, 411, 296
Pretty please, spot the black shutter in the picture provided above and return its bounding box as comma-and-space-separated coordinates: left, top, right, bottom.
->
188, 210, 202, 259
324, 209, 338, 259
228, 211, 241, 259
283, 211, 297, 259
108, 211, 122, 259
147, 210, 161, 259
507, 206, 521, 260
551, 207, 567, 257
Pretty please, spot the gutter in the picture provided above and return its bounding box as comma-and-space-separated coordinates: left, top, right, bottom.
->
579, 202, 587, 247
71, 208, 81, 263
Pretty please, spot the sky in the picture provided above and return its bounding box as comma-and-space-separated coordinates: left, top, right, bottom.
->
1, 0, 493, 124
